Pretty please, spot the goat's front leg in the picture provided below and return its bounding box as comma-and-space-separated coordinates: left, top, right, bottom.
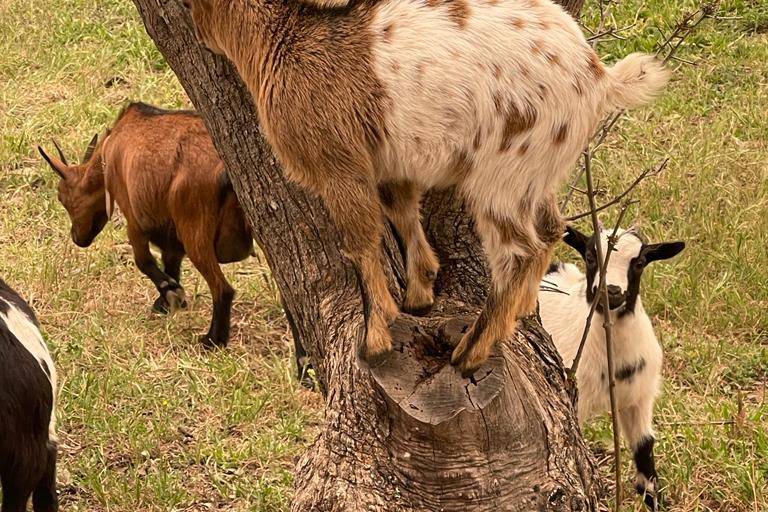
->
619, 401, 660, 511
378, 181, 439, 315
451, 198, 562, 376
128, 227, 186, 312
321, 178, 398, 363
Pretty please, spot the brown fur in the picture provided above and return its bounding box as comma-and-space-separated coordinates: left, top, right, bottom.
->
554, 123, 569, 144
446, 0, 471, 29
499, 101, 537, 152
588, 52, 606, 79
39, 103, 252, 348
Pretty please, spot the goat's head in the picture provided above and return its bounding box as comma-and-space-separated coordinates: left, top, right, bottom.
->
180, 0, 225, 55
38, 135, 109, 248
563, 225, 685, 315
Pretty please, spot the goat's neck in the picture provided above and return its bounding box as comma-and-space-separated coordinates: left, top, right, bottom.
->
82, 156, 105, 192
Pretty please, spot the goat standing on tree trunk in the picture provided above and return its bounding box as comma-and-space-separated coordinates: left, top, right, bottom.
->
182, 0, 670, 375
39, 103, 253, 348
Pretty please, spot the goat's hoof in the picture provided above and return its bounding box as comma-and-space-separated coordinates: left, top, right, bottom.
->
159, 279, 186, 311
199, 334, 227, 349
360, 328, 393, 367
152, 296, 170, 315
402, 284, 435, 317
450, 335, 492, 379
152, 294, 187, 314
636, 483, 659, 511
402, 301, 434, 317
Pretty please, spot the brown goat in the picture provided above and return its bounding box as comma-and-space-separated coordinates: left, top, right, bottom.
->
39, 102, 253, 347
184, 0, 669, 375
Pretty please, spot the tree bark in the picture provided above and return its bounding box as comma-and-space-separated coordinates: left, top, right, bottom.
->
131, 1, 602, 510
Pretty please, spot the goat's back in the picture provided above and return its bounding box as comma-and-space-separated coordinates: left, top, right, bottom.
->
0, 280, 55, 473
103, 103, 224, 229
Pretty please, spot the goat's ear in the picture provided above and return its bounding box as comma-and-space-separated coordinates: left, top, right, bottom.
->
297, 0, 351, 8
82, 133, 98, 163
38, 145, 70, 181
563, 225, 589, 258
642, 241, 685, 263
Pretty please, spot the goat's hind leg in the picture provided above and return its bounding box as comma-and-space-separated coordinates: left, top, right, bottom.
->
32, 442, 58, 512
451, 197, 562, 376
379, 181, 439, 315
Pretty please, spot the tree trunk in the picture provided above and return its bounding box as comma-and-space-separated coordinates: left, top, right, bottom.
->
131, 1, 602, 510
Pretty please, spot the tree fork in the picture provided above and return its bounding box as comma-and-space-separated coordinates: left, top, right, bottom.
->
130, 0, 600, 510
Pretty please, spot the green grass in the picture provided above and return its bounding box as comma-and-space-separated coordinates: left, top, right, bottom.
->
0, 0, 766, 510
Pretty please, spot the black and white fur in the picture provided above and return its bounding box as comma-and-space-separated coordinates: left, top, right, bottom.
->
539, 226, 684, 511
0, 279, 58, 512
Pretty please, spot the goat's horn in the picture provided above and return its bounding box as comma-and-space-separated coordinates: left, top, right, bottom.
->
51, 139, 68, 166
38, 146, 67, 180
82, 133, 99, 163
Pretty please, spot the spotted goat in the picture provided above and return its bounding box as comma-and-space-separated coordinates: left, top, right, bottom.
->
39, 103, 253, 348
539, 226, 685, 510
183, 0, 670, 374
0, 278, 58, 512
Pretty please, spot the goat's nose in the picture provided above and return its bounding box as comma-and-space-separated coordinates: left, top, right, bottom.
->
607, 285, 622, 296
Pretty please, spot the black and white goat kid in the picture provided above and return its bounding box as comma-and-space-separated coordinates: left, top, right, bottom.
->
539, 226, 684, 511
0, 279, 58, 512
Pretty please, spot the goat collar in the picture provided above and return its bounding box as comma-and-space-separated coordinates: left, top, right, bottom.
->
101, 134, 114, 220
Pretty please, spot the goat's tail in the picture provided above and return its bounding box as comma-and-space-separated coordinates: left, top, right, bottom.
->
603, 53, 671, 112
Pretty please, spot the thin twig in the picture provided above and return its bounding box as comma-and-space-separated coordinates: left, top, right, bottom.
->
584, 150, 623, 512
658, 419, 736, 427
566, 159, 669, 221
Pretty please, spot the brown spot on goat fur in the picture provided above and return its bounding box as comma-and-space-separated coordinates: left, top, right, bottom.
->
390, 61, 401, 74
487, 212, 529, 246
531, 40, 544, 55
382, 23, 394, 43
492, 92, 504, 113
509, 17, 525, 29
517, 140, 530, 156
415, 61, 426, 84
449, 149, 473, 182
588, 52, 606, 79
546, 52, 561, 67
447, 0, 471, 29
472, 128, 482, 150
492, 63, 502, 80
554, 123, 568, 144
499, 103, 537, 152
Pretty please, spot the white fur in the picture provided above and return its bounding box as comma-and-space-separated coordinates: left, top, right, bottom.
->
539, 229, 662, 492
370, 0, 669, 232
0, 299, 58, 442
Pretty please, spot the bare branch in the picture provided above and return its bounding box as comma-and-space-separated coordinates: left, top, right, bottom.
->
566, 159, 669, 221
584, 150, 623, 512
